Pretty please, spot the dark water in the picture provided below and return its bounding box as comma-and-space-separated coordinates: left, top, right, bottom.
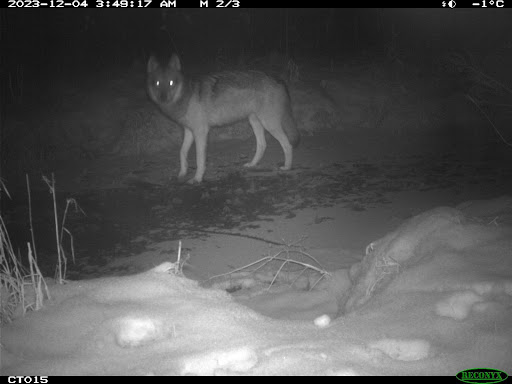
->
3, 157, 511, 279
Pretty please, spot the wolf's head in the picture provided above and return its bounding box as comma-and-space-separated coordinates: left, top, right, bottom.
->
147, 54, 184, 106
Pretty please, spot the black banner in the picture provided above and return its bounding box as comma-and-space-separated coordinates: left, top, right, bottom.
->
2, 0, 510, 8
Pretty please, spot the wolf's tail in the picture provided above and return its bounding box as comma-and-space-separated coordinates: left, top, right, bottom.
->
282, 101, 300, 148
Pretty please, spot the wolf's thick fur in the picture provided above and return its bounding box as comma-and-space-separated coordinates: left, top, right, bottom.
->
147, 54, 300, 184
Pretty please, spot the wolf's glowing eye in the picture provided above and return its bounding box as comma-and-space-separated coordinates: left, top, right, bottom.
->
169, 80, 174, 87
155, 80, 160, 87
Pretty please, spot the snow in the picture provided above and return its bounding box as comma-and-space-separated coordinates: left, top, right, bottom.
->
2, 197, 511, 375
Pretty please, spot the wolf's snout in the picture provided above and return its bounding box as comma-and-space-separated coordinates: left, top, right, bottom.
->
157, 92, 170, 103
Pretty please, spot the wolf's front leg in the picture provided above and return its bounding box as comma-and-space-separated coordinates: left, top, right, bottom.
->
188, 127, 208, 184
178, 128, 194, 182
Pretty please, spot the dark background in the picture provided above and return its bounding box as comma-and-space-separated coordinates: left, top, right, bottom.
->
2, 9, 512, 94
2, 8, 512, 192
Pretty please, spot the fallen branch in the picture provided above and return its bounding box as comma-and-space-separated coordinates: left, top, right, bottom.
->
207, 240, 330, 292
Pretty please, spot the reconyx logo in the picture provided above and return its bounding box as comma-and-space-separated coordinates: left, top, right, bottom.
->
456, 368, 508, 384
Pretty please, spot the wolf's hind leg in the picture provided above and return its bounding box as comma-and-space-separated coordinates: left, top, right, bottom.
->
262, 113, 293, 170
244, 113, 267, 168
268, 128, 293, 170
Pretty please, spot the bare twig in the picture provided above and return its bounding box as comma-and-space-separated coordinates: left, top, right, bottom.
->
0, 178, 11, 200
26, 175, 38, 262
465, 94, 512, 148
207, 240, 330, 292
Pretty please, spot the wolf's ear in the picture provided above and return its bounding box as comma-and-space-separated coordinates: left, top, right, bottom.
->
147, 56, 159, 73
169, 54, 181, 71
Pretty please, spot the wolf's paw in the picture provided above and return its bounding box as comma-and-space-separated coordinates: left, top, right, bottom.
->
177, 173, 188, 183
279, 165, 292, 171
186, 177, 202, 185
243, 162, 257, 168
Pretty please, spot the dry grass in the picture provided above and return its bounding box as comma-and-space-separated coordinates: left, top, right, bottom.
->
42, 174, 82, 284
0, 189, 49, 324
168, 240, 189, 276
0, 175, 81, 324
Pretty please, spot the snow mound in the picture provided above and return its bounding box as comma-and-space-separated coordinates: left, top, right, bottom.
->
341, 200, 512, 322
368, 338, 430, 361
435, 291, 484, 320
2, 197, 511, 375
342, 207, 464, 313
181, 347, 258, 375
115, 316, 166, 347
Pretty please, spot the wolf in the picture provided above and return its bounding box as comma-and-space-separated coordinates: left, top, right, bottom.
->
147, 54, 300, 184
